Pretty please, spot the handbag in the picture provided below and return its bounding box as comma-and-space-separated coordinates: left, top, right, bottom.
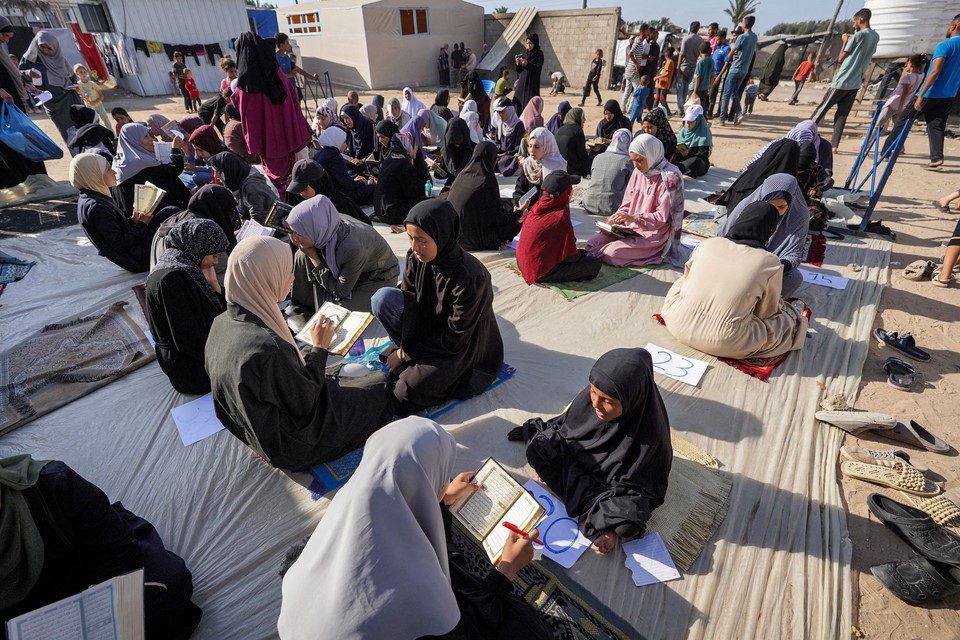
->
0, 101, 64, 162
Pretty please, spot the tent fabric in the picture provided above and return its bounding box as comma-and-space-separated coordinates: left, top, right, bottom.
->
0, 167, 885, 638
247, 8, 279, 39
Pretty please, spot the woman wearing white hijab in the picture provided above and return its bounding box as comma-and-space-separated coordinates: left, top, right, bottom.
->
204, 235, 392, 470
19, 30, 83, 145
512, 126, 565, 210
586, 133, 685, 267
278, 416, 552, 640
582, 128, 634, 216
400, 86, 427, 120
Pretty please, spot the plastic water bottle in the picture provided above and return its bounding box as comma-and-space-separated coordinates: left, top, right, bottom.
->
425, 180, 433, 198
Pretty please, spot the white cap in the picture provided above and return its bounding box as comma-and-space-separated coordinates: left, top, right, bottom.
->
681, 104, 704, 122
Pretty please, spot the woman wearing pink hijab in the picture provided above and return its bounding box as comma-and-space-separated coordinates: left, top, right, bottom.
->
519, 95, 544, 132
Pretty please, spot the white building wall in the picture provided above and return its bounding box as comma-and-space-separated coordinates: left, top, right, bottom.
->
101, 0, 248, 96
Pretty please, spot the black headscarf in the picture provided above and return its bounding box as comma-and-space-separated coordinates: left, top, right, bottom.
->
153, 218, 230, 309
341, 103, 375, 159
727, 201, 780, 249
797, 141, 817, 173
187, 184, 241, 251
67, 124, 116, 155
209, 151, 251, 192
441, 117, 475, 178
540, 348, 672, 538
375, 119, 400, 161
718, 139, 800, 211
69, 105, 97, 127
597, 99, 632, 139
372, 94, 385, 122
527, 33, 540, 49
235, 31, 286, 105
404, 199, 464, 299
641, 108, 676, 161
434, 89, 450, 107
446, 141, 509, 251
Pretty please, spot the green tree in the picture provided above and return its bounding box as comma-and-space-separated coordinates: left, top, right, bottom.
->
244, 0, 277, 8
494, 6, 509, 13
724, 0, 760, 26
766, 19, 852, 35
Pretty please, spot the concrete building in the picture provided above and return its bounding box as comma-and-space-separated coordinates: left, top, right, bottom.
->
275, 0, 484, 91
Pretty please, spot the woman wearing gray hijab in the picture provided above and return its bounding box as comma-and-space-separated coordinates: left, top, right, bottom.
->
18, 30, 83, 145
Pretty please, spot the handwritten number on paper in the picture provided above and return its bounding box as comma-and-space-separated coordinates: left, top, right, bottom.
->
651, 349, 694, 378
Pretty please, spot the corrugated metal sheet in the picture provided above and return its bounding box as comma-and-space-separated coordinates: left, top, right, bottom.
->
477, 7, 538, 72
101, 0, 248, 96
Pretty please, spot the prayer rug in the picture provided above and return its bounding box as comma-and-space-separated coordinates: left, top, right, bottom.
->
0, 301, 155, 436
804, 233, 826, 267
0, 250, 36, 285
306, 447, 364, 498
506, 260, 660, 301
652, 314, 794, 383
681, 215, 721, 238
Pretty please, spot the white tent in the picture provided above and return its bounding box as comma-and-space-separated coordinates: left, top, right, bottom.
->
276, 0, 483, 91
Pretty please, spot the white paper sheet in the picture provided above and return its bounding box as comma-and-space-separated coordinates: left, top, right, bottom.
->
235, 219, 274, 242
799, 269, 849, 290
643, 342, 709, 387
680, 236, 702, 249
623, 532, 681, 587
170, 393, 225, 447
523, 480, 592, 569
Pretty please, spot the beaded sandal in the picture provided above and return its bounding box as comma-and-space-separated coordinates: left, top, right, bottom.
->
911, 491, 960, 540
840, 460, 940, 497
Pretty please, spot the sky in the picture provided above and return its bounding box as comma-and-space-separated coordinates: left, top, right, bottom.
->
272, 0, 867, 33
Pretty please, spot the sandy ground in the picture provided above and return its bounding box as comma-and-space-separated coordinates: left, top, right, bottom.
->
24, 79, 960, 638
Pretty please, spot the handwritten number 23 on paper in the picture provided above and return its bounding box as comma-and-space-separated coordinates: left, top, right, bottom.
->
643, 342, 708, 387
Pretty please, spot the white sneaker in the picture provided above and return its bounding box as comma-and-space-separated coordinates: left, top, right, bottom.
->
734, 114, 744, 126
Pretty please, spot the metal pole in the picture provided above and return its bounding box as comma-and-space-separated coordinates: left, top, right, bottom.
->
815, 0, 844, 77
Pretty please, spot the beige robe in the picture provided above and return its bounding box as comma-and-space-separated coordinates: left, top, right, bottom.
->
661, 237, 807, 359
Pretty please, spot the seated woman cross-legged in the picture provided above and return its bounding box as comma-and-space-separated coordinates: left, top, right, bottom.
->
278, 417, 552, 640
586, 133, 684, 267
514, 348, 673, 554
661, 202, 809, 359
205, 236, 393, 470
518, 170, 601, 284
672, 104, 712, 178
70, 152, 179, 273
286, 194, 399, 317
370, 200, 504, 416
447, 141, 524, 251
146, 218, 230, 394
717, 173, 810, 297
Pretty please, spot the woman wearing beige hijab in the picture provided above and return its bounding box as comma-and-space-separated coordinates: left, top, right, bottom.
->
204, 236, 393, 470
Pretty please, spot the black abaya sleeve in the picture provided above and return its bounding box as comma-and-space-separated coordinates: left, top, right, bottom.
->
404, 270, 490, 361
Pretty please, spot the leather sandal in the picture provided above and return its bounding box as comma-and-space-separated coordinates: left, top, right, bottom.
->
875, 328, 931, 362
866, 493, 960, 566
871, 556, 960, 604
879, 420, 951, 454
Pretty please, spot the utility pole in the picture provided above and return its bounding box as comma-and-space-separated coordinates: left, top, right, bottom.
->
815, 0, 844, 78
582, 0, 587, 8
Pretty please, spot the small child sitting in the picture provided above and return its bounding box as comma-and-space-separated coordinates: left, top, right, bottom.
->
184, 69, 201, 112
495, 67, 511, 97
630, 76, 651, 124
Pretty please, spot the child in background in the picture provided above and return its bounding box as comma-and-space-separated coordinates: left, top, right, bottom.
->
549, 70, 566, 96
629, 76, 651, 124
788, 52, 816, 105
653, 47, 675, 116
184, 69, 201, 112
219, 57, 237, 93
111, 106, 132, 137
692, 41, 714, 108
495, 67, 511, 98
743, 79, 758, 114
864, 54, 925, 150
74, 64, 109, 125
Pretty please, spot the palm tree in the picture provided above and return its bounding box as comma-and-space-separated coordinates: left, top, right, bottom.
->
493, 5, 509, 13
724, 0, 760, 26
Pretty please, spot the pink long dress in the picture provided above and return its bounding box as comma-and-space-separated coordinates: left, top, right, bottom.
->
231, 68, 312, 195
585, 164, 682, 267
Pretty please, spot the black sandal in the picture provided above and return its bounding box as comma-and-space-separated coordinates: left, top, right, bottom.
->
871, 556, 960, 604
867, 494, 960, 566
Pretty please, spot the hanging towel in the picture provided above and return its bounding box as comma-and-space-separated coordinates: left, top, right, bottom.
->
146, 40, 163, 54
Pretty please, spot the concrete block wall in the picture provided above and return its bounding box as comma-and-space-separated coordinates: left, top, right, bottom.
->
484, 7, 621, 92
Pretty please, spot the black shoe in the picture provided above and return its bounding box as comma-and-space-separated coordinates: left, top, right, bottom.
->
872, 556, 960, 605
867, 494, 960, 566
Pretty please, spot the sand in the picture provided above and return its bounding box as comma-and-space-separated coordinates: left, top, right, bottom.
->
25, 78, 960, 636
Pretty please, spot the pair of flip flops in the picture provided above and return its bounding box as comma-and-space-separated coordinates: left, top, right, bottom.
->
868, 493, 960, 604
875, 328, 931, 361
884, 357, 916, 390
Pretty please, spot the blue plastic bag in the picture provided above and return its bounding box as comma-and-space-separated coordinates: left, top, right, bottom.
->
0, 102, 63, 162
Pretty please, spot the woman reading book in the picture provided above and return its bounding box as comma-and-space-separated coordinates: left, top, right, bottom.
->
112, 123, 191, 216
278, 417, 552, 640
0, 454, 202, 638
286, 194, 399, 317
69, 153, 179, 273
145, 219, 230, 394
370, 200, 504, 415
661, 201, 808, 359
585, 133, 684, 267
205, 236, 393, 470
510, 348, 673, 554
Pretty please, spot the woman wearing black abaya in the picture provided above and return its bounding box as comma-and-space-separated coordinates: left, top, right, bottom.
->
554, 107, 591, 177
0, 18, 47, 188
439, 117, 474, 189
340, 103, 375, 161
431, 89, 456, 122
595, 99, 633, 148
460, 71, 491, 132
374, 132, 424, 226
447, 141, 522, 250
513, 348, 673, 553
716, 138, 800, 212
150, 184, 240, 270
370, 200, 504, 416
514, 33, 544, 114
757, 42, 787, 101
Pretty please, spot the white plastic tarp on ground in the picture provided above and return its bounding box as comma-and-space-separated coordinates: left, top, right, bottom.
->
0, 168, 887, 638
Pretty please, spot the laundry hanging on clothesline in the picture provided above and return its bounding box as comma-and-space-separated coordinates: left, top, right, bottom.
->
126, 40, 226, 67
